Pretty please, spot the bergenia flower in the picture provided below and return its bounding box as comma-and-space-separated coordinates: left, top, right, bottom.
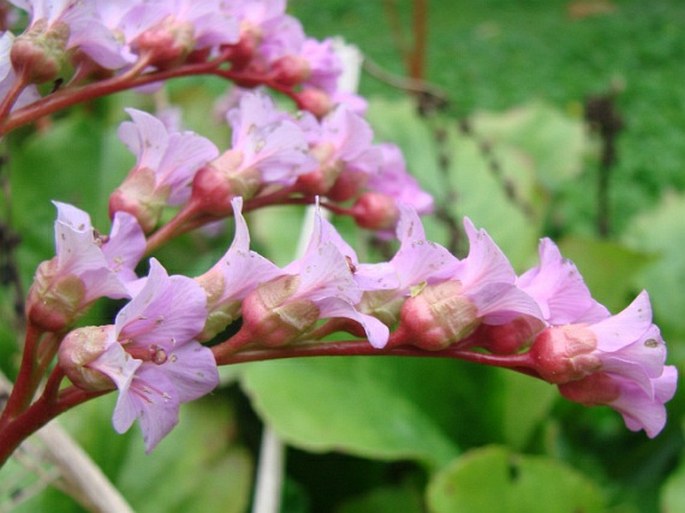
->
26, 202, 135, 331
0, 32, 40, 110
365, 143, 434, 216
398, 218, 541, 350
240, 207, 388, 348
195, 197, 281, 340
9, 0, 124, 73
102, 211, 146, 287
532, 291, 678, 437
88, 259, 218, 451
356, 205, 459, 324
109, 108, 219, 231
517, 238, 609, 325
201, 91, 315, 202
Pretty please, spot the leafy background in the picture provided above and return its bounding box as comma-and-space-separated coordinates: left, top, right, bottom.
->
1, 0, 685, 512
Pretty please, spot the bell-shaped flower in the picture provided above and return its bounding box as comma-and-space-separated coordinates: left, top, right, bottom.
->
518, 238, 609, 325
195, 197, 281, 340
87, 259, 218, 452
26, 202, 140, 331
559, 366, 677, 438
241, 208, 388, 348
530, 291, 672, 397
110, 108, 219, 231
398, 218, 541, 350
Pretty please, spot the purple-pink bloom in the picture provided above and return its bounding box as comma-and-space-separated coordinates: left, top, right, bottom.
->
297, 38, 342, 93
89, 259, 218, 451
223, 91, 316, 186
532, 291, 678, 436
366, 143, 434, 216
195, 197, 281, 339
451, 218, 542, 325
51, 201, 132, 302
517, 238, 609, 325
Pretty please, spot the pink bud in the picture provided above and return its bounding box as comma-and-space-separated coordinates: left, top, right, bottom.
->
190, 164, 236, 218
10, 21, 69, 84
352, 192, 400, 231
328, 170, 368, 202
470, 316, 545, 354
109, 167, 162, 233
26, 259, 86, 332
132, 19, 194, 68
272, 55, 311, 87
296, 88, 334, 118
240, 276, 320, 347
398, 280, 479, 350
529, 325, 601, 384
558, 373, 622, 406
58, 326, 117, 391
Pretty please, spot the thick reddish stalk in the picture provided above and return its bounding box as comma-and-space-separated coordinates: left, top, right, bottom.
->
0, 386, 107, 467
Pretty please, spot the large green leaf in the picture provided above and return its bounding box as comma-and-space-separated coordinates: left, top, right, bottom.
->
240, 358, 460, 469
427, 446, 605, 513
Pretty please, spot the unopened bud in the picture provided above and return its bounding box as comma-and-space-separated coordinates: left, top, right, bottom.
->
272, 55, 310, 87
58, 326, 116, 391
195, 271, 241, 341
471, 316, 545, 354
241, 276, 320, 347
132, 19, 195, 68
109, 167, 163, 233
26, 259, 86, 332
328, 170, 368, 202
558, 372, 621, 406
352, 192, 400, 231
296, 88, 333, 118
398, 280, 479, 350
10, 20, 69, 83
529, 325, 601, 384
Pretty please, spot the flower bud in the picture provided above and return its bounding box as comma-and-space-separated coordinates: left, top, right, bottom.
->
470, 316, 545, 354
11, 20, 69, 84
328, 170, 368, 202
241, 276, 320, 347
26, 259, 86, 332
109, 167, 164, 233
272, 55, 311, 87
352, 192, 400, 231
195, 271, 242, 341
558, 372, 621, 406
58, 326, 117, 391
132, 19, 195, 68
398, 280, 479, 350
296, 88, 334, 118
529, 325, 601, 384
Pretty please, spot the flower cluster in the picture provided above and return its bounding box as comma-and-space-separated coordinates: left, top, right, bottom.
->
48, 192, 676, 448
110, 90, 433, 239
0, 0, 358, 119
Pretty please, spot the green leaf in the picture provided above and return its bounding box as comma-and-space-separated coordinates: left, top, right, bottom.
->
337, 485, 424, 513
471, 102, 588, 190
426, 446, 605, 513
114, 398, 252, 513
498, 370, 557, 450
623, 191, 685, 334
240, 358, 460, 469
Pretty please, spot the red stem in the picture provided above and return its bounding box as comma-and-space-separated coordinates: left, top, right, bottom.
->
0, 54, 300, 136
0, 324, 42, 428
0, 386, 106, 467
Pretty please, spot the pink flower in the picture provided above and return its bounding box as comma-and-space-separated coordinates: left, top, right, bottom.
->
89, 259, 218, 451
26, 202, 141, 331
398, 218, 541, 349
365, 143, 434, 216
110, 108, 219, 231
195, 197, 281, 340
531, 291, 678, 437
241, 207, 389, 348
518, 238, 609, 325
